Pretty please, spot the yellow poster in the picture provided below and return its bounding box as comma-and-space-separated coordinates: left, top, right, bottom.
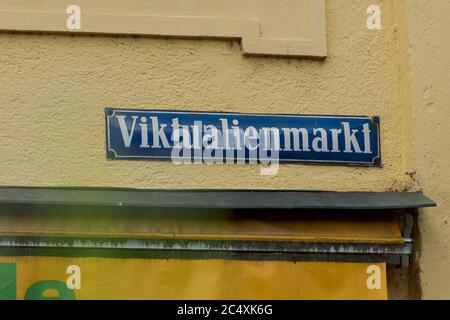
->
0, 256, 387, 300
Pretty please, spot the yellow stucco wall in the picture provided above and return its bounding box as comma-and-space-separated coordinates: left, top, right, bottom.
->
405, 0, 450, 299
0, 0, 415, 191
1, 0, 449, 299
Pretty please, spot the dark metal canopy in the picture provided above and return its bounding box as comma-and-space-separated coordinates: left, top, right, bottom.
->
0, 186, 436, 210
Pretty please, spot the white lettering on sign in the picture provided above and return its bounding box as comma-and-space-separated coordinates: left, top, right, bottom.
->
106, 110, 381, 174
116, 115, 373, 156
116, 115, 138, 148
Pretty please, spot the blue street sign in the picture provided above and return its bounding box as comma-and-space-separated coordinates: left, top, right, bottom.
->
105, 108, 381, 166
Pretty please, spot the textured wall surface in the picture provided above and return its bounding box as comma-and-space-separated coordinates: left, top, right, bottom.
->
406, 0, 450, 299
0, 0, 415, 191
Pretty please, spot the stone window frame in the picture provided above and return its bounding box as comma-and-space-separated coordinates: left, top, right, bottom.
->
0, 0, 327, 57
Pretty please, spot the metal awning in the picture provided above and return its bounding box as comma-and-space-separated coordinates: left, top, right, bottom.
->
0, 187, 436, 266
0, 187, 436, 210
